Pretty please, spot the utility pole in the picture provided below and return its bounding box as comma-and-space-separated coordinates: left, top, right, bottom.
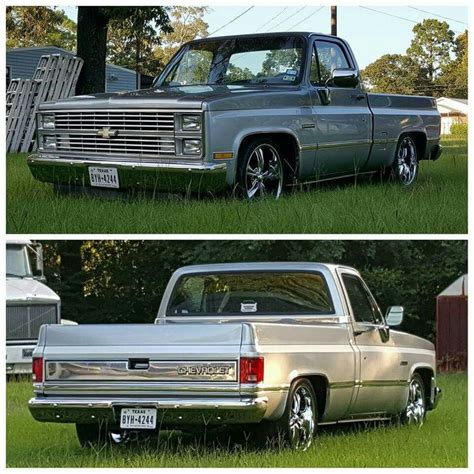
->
331, 6, 337, 36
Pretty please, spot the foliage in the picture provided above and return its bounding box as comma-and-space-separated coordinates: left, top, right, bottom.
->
450, 123, 467, 137
438, 31, 468, 98
6, 6, 76, 50
6, 374, 467, 467
153, 6, 210, 72
39, 240, 467, 342
362, 54, 429, 95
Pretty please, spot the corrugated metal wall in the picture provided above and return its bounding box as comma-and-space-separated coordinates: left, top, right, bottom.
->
436, 296, 467, 372
6, 47, 138, 93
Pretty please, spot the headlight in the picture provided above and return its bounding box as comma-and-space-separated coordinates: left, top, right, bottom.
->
182, 115, 201, 131
183, 139, 202, 155
41, 114, 55, 129
42, 135, 56, 150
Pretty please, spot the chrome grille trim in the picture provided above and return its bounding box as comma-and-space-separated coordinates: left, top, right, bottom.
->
6, 305, 58, 340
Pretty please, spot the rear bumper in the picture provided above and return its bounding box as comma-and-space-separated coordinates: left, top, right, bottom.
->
28, 396, 268, 425
27, 154, 229, 193
429, 143, 443, 161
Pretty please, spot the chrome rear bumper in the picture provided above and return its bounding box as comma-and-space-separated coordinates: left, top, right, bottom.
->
28, 396, 268, 425
27, 154, 229, 193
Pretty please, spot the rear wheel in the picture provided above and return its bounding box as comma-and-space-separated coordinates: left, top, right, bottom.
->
385, 135, 419, 186
237, 138, 284, 199
248, 378, 317, 450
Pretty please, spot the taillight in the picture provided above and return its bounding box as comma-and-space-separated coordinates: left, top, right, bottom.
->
240, 357, 264, 384
32, 357, 43, 383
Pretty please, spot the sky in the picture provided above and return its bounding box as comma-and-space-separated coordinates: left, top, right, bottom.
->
61, 5, 468, 69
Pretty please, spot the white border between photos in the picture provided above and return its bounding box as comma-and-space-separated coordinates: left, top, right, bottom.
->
1, 0, 472, 472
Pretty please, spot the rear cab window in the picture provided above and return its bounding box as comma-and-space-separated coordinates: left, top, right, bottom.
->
167, 271, 335, 316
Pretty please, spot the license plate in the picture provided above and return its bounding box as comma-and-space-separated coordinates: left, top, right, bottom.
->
120, 408, 157, 429
89, 167, 119, 188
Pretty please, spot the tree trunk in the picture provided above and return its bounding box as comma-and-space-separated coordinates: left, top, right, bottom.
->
76, 7, 109, 95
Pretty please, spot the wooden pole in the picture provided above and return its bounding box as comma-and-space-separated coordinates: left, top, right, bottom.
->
331, 6, 337, 36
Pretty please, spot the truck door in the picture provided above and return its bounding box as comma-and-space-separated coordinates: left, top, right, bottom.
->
308, 38, 372, 178
338, 270, 406, 416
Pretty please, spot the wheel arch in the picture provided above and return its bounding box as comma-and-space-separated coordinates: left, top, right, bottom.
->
289, 373, 330, 421
235, 131, 301, 182
397, 130, 428, 160
411, 365, 435, 406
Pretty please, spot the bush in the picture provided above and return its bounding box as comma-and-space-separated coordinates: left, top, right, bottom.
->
450, 123, 468, 137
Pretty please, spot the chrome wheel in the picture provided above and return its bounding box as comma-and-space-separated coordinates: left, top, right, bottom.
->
397, 136, 418, 185
245, 144, 283, 199
405, 377, 426, 425
288, 385, 315, 450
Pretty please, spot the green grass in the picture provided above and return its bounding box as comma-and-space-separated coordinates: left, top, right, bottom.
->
6, 373, 467, 467
6, 139, 467, 233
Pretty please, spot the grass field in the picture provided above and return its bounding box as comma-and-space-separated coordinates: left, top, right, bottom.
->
6, 139, 467, 234
6, 373, 467, 468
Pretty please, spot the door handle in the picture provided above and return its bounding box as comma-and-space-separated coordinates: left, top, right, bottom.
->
352, 93, 366, 101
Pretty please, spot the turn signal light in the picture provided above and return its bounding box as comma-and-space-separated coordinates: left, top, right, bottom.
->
240, 357, 264, 383
32, 357, 43, 383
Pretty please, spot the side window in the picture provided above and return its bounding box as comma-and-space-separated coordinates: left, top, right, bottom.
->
309, 47, 320, 86
342, 274, 380, 324
315, 40, 350, 84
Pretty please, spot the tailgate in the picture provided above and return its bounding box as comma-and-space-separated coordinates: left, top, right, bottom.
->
39, 324, 243, 397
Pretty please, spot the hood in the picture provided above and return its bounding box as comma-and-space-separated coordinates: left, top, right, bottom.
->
39, 84, 306, 111
6, 278, 60, 304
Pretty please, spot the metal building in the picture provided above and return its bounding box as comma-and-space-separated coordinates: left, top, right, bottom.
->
436, 274, 467, 372
6, 46, 139, 93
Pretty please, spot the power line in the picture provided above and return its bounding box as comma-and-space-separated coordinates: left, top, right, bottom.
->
208, 6, 255, 36
408, 7, 468, 26
358, 6, 462, 34
288, 6, 325, 30
268, 6, 307, 31
256, 7, 288, 32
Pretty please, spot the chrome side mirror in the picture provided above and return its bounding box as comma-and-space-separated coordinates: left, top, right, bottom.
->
328, 68, 359, 88
385, 306, 404, 327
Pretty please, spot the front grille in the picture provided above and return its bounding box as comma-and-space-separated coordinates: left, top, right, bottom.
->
51, 110, 177, 158
55, 134, 176, 156
54, 111, 175, 132
6, 305, 58, 340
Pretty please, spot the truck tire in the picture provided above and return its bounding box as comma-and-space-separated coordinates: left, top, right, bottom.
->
237, 138, 284, 199
247, 378, 317, 450
385, 135, 419, 186
400, 373, 426, 425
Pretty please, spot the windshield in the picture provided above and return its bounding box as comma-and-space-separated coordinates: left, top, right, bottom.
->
160, 35, 305, 87
167, 271, 334, 316
6, 245, 32, 278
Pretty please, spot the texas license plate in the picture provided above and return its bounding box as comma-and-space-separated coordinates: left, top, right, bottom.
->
120, 408, 157, 429
89, 167, 119, 188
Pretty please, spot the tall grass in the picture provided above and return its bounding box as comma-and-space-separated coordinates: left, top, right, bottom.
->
6, 139, 467, 234
6, 373, 467, 467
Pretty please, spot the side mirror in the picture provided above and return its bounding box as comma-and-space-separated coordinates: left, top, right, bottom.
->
385, 306, 404, 327
328, 68, 359, 88
28, 243, 45, 280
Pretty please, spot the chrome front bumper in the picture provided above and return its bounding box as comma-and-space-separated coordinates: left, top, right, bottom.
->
27, 154, 229, 193
28, 396, 268, 425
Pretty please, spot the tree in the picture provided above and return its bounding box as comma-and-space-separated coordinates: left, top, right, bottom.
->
407, 19, 455, 82
153, 7, 209, 71
362, 54, 429, 95
76, 7, 171, 95
438, 30, 468, 98
6, 6, 76, 50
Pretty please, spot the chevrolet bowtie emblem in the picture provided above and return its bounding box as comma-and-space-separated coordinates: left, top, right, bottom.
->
96, 127, 118, 139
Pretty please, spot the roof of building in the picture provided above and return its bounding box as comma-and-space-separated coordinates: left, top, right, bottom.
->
438, 274, 468, 297
436, 97, 468, 115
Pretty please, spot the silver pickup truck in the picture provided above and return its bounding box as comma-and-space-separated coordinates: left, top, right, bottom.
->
28, 32, 442, 199
29, 262, 441, 451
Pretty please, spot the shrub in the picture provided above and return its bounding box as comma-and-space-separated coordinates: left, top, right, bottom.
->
450, 122, 468, 137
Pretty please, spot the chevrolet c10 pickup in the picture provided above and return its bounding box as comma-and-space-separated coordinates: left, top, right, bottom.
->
28, 32, 442, 199
29, 262, 441, 451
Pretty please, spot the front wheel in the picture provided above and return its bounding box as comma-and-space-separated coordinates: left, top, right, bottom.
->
237, 138, 284, 199
386, 135, 419, 186
400, 373, 426, 425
